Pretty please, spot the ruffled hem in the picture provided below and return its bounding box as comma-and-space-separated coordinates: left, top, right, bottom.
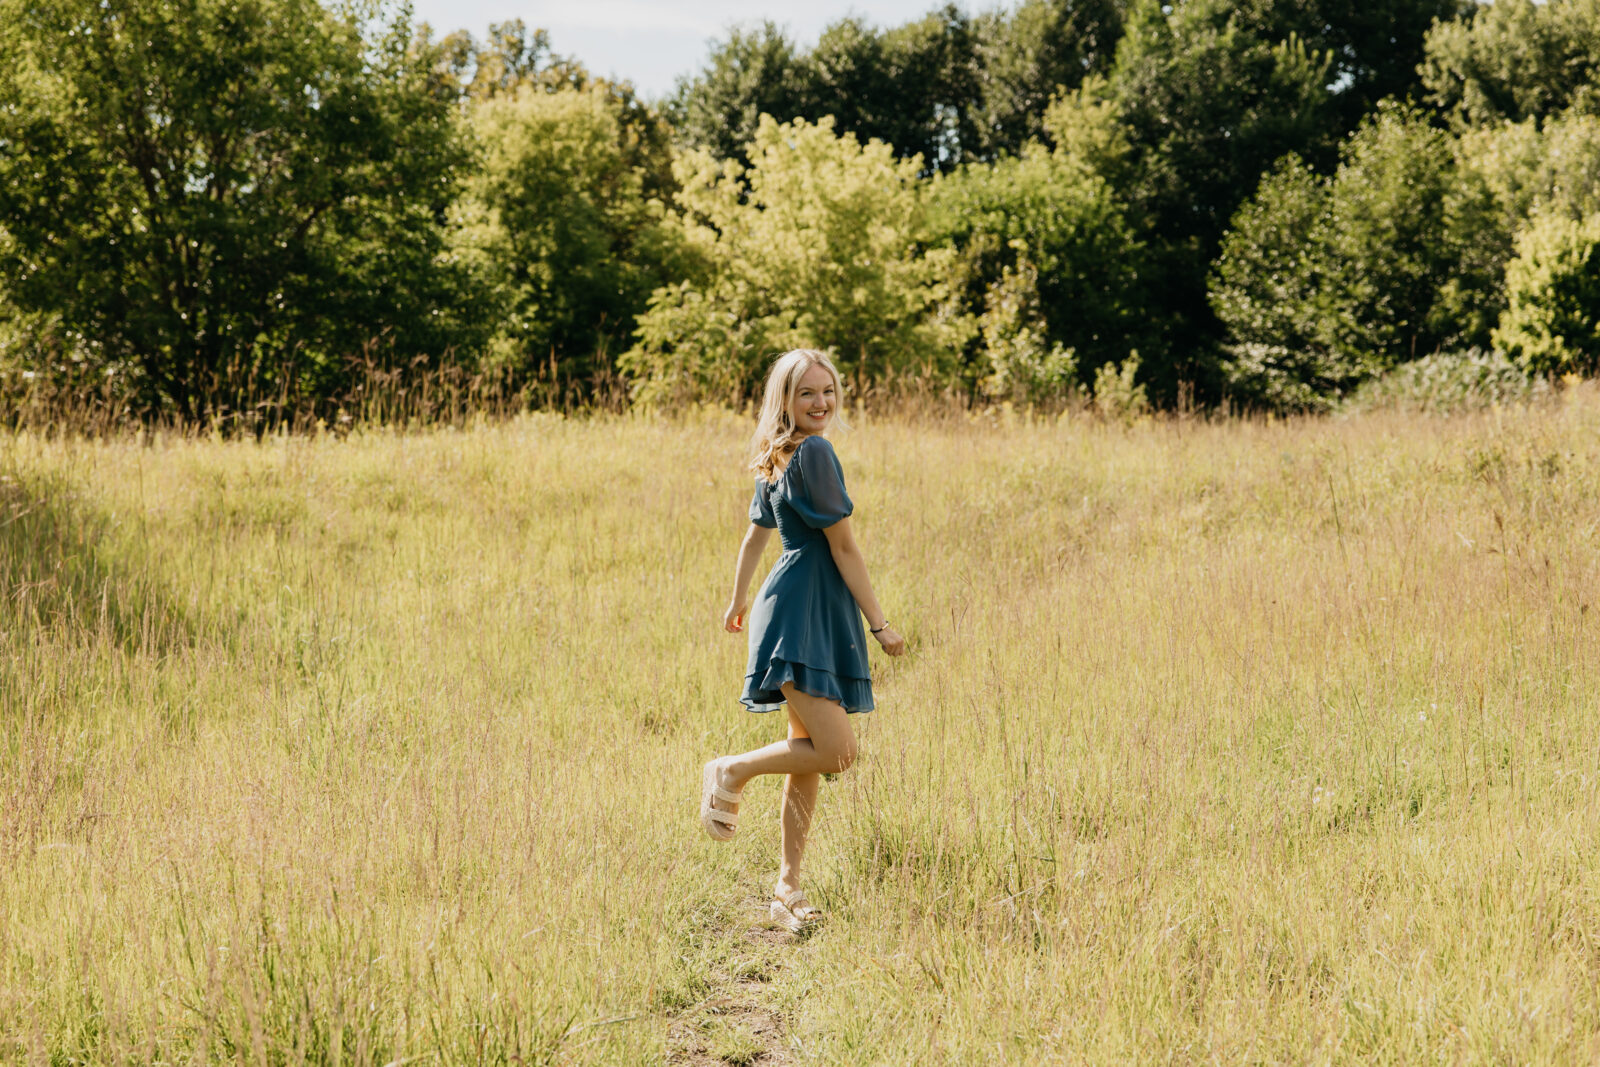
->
741, 657, 874, 715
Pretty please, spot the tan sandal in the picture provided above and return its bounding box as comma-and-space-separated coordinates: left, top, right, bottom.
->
770, 886, 821, 932
700, 758, 742, 841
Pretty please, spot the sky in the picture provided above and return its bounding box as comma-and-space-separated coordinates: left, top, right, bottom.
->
405, 0, 989, 101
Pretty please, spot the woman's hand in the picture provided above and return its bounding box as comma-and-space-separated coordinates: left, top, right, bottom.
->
723, 600, 749, 633
872, 625, 906, 656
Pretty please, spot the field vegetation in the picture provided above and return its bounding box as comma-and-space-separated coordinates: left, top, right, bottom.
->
6, 389, 1600, 1062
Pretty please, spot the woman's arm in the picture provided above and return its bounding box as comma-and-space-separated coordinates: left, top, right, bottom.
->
723, 523, 773, 632
822, 518, 906, 656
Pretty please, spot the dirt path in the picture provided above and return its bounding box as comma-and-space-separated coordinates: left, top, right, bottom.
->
666, 894, 813, 1066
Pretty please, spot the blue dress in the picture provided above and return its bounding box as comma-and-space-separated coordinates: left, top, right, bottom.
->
742, 435, 874, 714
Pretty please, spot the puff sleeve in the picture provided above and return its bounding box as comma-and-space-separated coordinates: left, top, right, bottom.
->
786, 436, 853, 528
748, 479, 778, 528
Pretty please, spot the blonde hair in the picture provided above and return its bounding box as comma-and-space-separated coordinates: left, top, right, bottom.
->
749, 349, 850, 481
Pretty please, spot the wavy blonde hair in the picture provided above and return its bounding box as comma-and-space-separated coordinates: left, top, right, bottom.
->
749, 349, 850, 482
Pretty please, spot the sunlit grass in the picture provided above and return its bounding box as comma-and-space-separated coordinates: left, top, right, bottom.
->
4, 390, 1600, 1063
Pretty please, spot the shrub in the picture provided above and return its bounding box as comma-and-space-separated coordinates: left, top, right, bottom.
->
975, 257, 1079, 405
1092, 353, 1150, 422
1219, 344, 1349, 414
1493, 212, 1600, 375
1343, 348, 1548, 413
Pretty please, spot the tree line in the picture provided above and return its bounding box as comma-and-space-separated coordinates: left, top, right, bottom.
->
1, 0, 1598, 421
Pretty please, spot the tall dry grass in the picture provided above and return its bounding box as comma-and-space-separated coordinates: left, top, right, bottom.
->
3, 388, 1599, 1063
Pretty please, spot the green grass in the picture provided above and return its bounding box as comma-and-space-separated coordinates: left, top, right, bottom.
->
4, 392, 1600, 1063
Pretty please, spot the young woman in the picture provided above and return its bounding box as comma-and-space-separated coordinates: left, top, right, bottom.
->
699, 348, 906, 932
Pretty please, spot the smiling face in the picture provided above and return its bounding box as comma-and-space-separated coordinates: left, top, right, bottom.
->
788, 360, 837, 437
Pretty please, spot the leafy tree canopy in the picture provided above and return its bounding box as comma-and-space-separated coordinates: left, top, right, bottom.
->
924, 134, 1147, 394
1422, 0, 1600, 127
0, 0, 479, 421
1456, 113, 1600, 225
621, 116, 964, 403
667, 21, 811, 168
454, 84, 684, 397
670, 2, 1128, 170
965, 0, 1129, 159
1211, 104, 1507, 408
1059, 0, 1331, 397
1494, 210, 1600, 375
1102, 0, 1333, 252
426, 19, 676, 201
1225, 0, 1471, 131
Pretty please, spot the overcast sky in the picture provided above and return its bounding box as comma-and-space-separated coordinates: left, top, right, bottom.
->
407, 0, 991, 101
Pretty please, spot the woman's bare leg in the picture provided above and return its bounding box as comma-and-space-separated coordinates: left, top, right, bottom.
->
721, 683, 856, 786
708, 684, 856, 848
779, 706, 820, 900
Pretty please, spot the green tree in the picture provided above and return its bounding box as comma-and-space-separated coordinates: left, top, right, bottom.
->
1226, 0, 1471, 131
1207, 156, 1346, 409
1211, 105, 1506, 408
671, 3, 1128, 170
666, 22, 810, 167
924, 134, 1147, 393
0, 0, 479, 421
1083, 0, 1332, 396
620, 116, 963, 403
1422, 0, 1600, 127
1319, 105, 1486, 362
1456, 112, 1600, 224
427, 20, 676, 202
443, 19, 585, 99
969, 0, 1128, 159
1107, 0, 1332, 253
1493, 211, 1600, 375
804, 7, 985, 173
801, 18, 895, 150
455, 85, 682, 394
1435, 112, 1600, 362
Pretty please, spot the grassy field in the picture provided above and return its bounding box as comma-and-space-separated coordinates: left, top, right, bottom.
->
4, 390, 1600, 1064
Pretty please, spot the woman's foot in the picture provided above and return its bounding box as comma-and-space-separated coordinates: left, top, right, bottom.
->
771, 880, 821, 932
699, 758, 743, 841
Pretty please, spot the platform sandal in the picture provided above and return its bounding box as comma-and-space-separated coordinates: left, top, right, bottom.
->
770, 886, 821, 933
700, 758, 742, 842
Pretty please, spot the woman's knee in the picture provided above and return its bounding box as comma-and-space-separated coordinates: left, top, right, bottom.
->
823, 733, 857, 772
802, 723, 854, 771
